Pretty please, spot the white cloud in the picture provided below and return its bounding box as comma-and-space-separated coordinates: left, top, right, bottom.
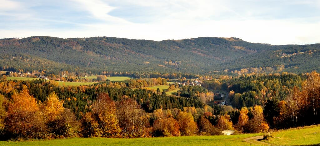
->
0, 0, 34, 20
0, 0, 22, 11
70, 0, 131, 24
0, 0, 320, 45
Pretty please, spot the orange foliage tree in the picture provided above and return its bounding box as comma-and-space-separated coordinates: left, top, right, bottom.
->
245, 105, 269, 133
4, 86, 45, 139
216, 115, 233, 130
236, 107, 249, 131
0, 94, 6, 131
274, 71, 320, 128
198, 114, 217, 135
116, 98, 149, 137
152, 109, 180, 136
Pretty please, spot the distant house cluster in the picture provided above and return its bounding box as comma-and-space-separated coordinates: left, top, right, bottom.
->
178, 79, 202, 86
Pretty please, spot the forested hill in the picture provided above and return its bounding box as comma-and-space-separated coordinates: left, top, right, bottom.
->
0, 36, 319, 74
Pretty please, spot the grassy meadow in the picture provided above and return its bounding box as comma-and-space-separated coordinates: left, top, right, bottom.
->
6, 77, 38, 81
146, 85, 169, 92
107, 76, 131, 81
166, 88, 179, 95
266, 125, 320, 145
56, 81, 96, 86
0, 134, 262, 146
2, 125, 320, 146
4, 76, 132, 86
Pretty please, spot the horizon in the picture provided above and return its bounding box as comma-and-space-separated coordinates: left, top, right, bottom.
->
1, 0, 320, 45
1, 35, 319, 45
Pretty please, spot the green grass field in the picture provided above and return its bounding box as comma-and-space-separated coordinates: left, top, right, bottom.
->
81, 76, 131, 82
81, 75, 97, 80
146, 85, 169, 92
166, 89, 179, 95
107, 76, 131, 82
6, 77, 38, 81
1, 125, 320, 146
0, 134, 262, 146
56, 81, 97, 86
266, 125, 320, 145
145, 85, 179, 95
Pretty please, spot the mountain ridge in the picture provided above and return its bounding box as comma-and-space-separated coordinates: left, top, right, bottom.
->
0, 36, 319, 75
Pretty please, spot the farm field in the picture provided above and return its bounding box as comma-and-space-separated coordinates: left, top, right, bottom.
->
0, 134, 262, 146
5, 77, 38, 81
56, 81, 97, 86
166, 88, 179, 95
4, 76, 131, 86
81, 76, 131, 81
81, 75, 97, 80
146, 85, 169, 92
107, 76, 131, 81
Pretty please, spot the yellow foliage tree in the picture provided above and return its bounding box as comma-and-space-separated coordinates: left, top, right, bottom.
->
236, 107, 249, 131
245, 105, 269, 133
43, 92, 64, 122
216, 115, 233, 130
176, 111, 198, 136
90, 93, 121, 137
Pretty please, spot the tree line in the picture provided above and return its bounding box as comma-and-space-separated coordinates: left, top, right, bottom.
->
0, 72, 320, 140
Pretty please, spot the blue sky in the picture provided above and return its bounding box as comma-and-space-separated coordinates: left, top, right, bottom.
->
1, 0, 320, 45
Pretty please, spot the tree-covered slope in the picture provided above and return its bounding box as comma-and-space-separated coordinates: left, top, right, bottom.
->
0, 36, 319, 74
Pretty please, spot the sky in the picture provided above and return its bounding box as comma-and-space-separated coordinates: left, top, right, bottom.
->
1, 0, 320, 45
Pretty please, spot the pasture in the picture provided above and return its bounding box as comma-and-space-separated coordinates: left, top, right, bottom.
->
107, 76, 131, 81
146, 85, 169, 92
1, 123, 320, 145
266, 124, 320, 145
56, 81, 96, 86
0, 134, 262, 146
5, 77, 38, 81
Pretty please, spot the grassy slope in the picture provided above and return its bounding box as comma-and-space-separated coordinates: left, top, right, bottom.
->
0, 134, 262, 146
266, 125, 320, 145
166, 89, 179, 95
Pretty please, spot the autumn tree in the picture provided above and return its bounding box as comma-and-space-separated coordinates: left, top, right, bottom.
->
216, 115, 233, 130
198, 114, 217, 135
0, 94, 6, 131
116, 98, 149, 137
43, 92, 64, 122
152, 109, 180, 137
153, 117, 180, 137
81, 112, 100, 137
244, 105, 269, 133
274, 71, 320, 128
42, 92, 78, 137
87, 93, 121, 137
4, 86, 45, 139
176, 111, 198, 136
236, 107, 249, 132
